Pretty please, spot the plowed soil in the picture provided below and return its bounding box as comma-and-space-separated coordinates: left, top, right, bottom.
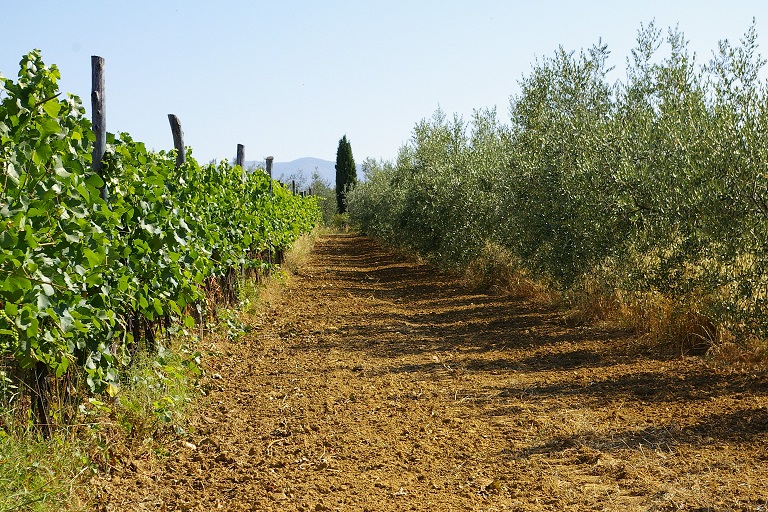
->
93, 234, 768, 511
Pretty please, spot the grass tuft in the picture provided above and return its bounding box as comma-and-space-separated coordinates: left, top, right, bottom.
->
457, 240, 768, 367
0, 423, 92, 512
282, 229, 320, 275
462, 242, 551, 301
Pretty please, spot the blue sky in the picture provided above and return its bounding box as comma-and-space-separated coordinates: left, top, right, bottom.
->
2, 1, 766, 164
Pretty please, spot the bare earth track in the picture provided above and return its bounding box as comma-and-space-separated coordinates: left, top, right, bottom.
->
95, 234, 768, 511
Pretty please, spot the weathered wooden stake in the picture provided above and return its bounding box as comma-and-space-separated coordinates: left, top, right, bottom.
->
266, 156, 274, 196
265, 155, 275, 265
236, 144, 246, 182
292, 180, 296, 195
235, 144, 247, 279
91, 56, 107, 200
168, 114, 185, 167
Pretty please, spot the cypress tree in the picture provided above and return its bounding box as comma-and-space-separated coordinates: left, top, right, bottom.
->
335, 135, 357, 213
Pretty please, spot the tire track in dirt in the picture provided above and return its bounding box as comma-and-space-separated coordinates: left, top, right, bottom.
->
95, 233, 768, 511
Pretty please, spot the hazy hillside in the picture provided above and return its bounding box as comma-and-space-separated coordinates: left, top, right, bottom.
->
274, 158, 337, 185
244, 157, 364, 188
242, 158, 334, 186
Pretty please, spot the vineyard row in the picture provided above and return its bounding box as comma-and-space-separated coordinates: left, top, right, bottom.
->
0, 50, 320, 432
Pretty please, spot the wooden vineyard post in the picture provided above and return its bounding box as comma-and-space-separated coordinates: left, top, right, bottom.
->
168, 114, 185, 167
91, 56, 107, 200
265, 156, 274, 265
266, 156, 274, 196
292, 180, 296, 195
235, 144, 247, 282
236, 144, 246, 181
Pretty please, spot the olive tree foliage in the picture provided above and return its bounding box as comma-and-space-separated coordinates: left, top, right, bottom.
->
348, 108, 510, 267
607, 25, 717, 294
498, 42, 616, 288
347, 21, 768, 340
602, 22, 768, 337
309, 171, 338, 226
702, 22, 768, 334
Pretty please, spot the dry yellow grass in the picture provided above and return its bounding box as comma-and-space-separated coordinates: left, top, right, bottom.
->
459, 242, 768, 368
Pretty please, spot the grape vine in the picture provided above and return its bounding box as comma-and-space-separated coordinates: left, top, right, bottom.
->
0, 50, 320, 409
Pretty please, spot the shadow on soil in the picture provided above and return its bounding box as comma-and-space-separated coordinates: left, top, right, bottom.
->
306, 234, 768, 451
510, 405, 768, 456
313, 234, 652, 362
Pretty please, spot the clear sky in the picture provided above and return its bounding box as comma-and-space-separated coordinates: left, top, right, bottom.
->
2, 1, 766, 164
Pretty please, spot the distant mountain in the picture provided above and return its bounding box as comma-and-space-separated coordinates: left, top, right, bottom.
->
275, 158, 337, 186
242, 157, 332, 186
243, 157, 363, 188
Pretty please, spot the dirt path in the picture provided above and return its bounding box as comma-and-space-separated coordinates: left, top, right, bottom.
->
96, 234, 768, 511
